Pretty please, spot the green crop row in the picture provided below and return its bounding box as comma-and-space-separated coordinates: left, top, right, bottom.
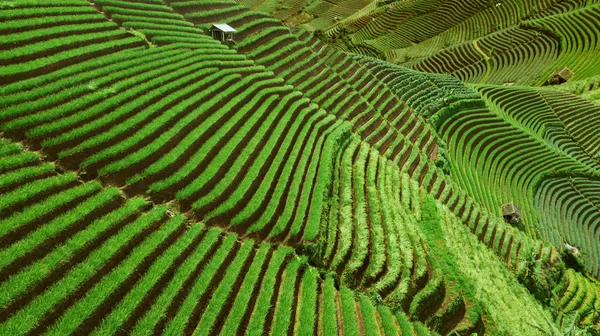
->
0, 138, 438, 335
125, 71, 274, 185
0, 205, 167, 334
192, 238, 255, 335
46, 214, 184, 335
84, 69, 232, 171
218, 244, 271, 335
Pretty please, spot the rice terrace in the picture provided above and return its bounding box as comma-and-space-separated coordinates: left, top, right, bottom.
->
2, 0, 600, 334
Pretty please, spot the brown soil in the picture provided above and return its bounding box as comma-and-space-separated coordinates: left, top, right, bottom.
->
195, 245, 260, 335
335, 291, 344, 335
74, 224, 187, 335
182, 241, 245, 336
152, 231, 225, 334
0, 195, 122, 284
355, 300, 365, 335
116, 228, 210, 334
261, 254, 293, 335
22, 217, 167, 335
0, 39, 143, 86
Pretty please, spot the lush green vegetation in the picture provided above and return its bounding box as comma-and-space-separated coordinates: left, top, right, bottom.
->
2, 0, 600, 334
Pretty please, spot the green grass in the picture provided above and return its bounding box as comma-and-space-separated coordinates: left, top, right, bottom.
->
131, 228, 222, 334
2, 1, 599, 334
219, 244, 271, 335
45, 214, 183, 335
271, 257, 303, 335
0, 181, 100, 238
340, 286, 360, 336
0, 206, 166, 334
297, 267, 318, 335
245, 247, 293, 336
192, 238, 254, 335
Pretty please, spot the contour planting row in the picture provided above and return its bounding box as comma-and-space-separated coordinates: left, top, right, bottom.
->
383, 0, 559, 65
162, 0, 446, 195
409, 41, 486, 83
355, 56, 481, 118
0, 139, 435, 336
535, 177, 600, 277
164, 0, 283, 40
296, 29, 440, 162
355, 0, 556, 57
524, 2, 600, 84
476, 85, 600, 170
300, 0, 376, 32
0, 0, 145, 85
352, 56, 554, 272
319, 8, 384, 40
346, 6, 414, 47
1, 41, 349, 244
476, 26, 559, 85
352, 0, 475, 48
175, 0, 440, 174
3, 0, 558, 310
1, 1, 447, 274
91, 0, 224, 48
235, 26, 397, 137
533, 0, 592, 19
318, 139, 430, 304
233, 23, 429, 149
436, 100, 589, 236
348, 57, 546, 271
312, 138, 483, 334
433, 200, 556, 335
406, 26, 560, 85
538, 89, 600, 158
553, 268, 600, 332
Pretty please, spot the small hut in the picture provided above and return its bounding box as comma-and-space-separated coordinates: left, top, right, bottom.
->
502, 203, 522, 224
209, 24, 236, 43
548, 67, 574, 84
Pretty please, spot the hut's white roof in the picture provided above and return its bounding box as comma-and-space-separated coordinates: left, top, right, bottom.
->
210, 24, 236, 32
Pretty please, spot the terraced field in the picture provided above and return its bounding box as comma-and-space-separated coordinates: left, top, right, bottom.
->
294, 0, 600, 87
2, 0, 600, 334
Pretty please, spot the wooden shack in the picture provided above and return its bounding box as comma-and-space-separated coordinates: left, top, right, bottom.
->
548, 67, 574, 84
209, 24, 236, 43
502, 202, 522, 224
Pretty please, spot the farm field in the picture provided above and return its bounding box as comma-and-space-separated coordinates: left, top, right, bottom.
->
2, 0, 600, 335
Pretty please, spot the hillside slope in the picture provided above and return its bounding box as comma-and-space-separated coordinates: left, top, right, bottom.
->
1, 0, 600, 335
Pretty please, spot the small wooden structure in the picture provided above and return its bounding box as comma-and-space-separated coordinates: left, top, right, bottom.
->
209, 24, 236, 43
548, 67, 574, 84
564, 243, 580, 256
502, 202, 522, 224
